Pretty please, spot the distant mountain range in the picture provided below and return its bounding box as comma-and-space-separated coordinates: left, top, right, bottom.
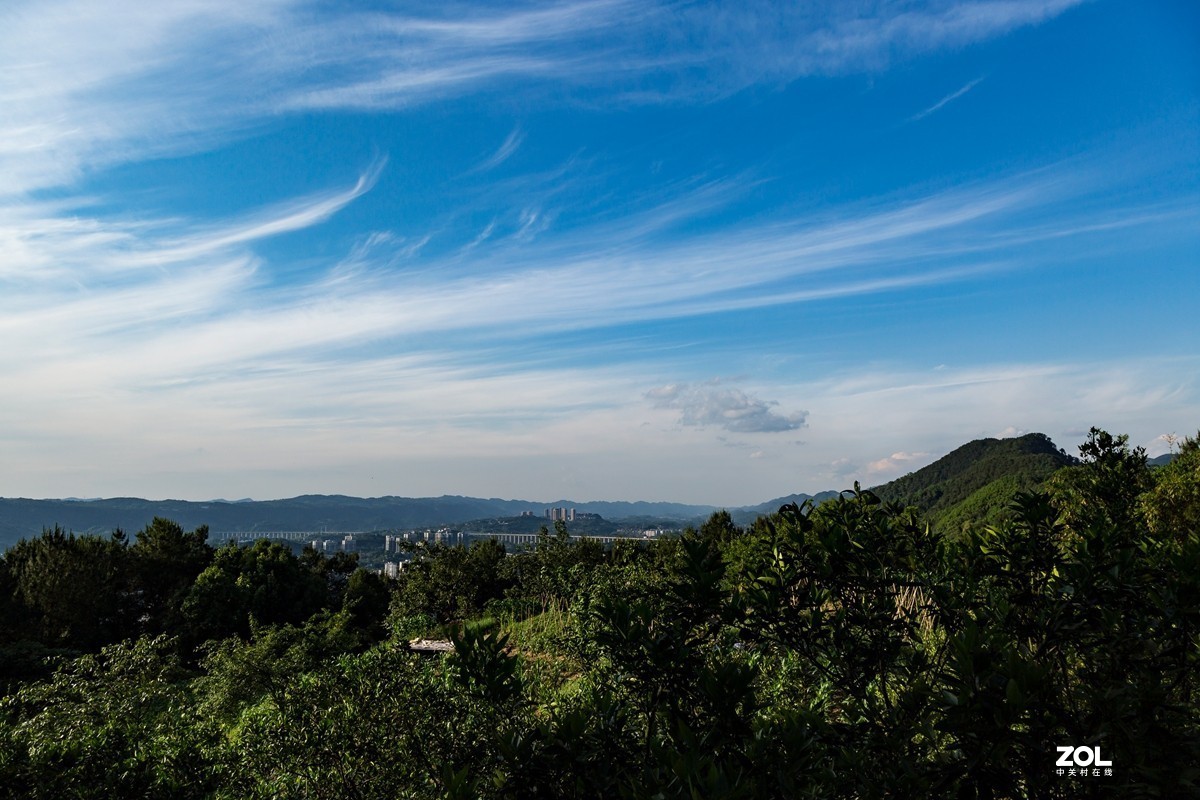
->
0, 491, 836, 550
1147, 453, 1177, 468
5, 432, 1161, 549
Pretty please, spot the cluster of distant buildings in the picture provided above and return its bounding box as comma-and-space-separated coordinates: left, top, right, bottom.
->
308, 528, 472, 556
518, 507, 577, 521
310, 534, 358, 553
289, 512, 677, 583
380, 529, 463, 579
383, 530, 461, 552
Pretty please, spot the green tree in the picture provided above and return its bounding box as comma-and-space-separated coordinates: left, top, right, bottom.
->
1142, 432, 1200, 541
0, 636, 216, 800
1049, 427, 1153, 536
2, 527, 131, 650
508, 523, 604, 614
128, 517, 213, 636
391, 538, 513, 623
300, 546, 361, 607
340, 569, 390, 643
181, 539, 327, 644
208, 640, 496, 800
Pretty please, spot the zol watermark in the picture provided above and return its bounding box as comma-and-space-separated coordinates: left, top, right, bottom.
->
1055, 746, 1113, 778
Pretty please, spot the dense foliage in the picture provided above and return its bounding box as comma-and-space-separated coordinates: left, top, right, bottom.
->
0, 429, 1197, 798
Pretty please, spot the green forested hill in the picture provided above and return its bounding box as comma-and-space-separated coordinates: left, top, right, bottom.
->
0, 429, 1196, 797
871, 432, 1078, 531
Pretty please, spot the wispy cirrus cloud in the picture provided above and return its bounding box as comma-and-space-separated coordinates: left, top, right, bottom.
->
797, 1, 1084, 75
909, 76, 986, 121
0, 0, 1085, 194
2, 154, 1191, 394
0, 0, 292, 194
0, 162, 381, 294
272, 1, 1089, 109
472, 128, 526, 172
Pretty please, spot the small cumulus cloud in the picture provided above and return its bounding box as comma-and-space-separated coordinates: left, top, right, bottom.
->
867, 451, 929, 475
994, 425, 1027, 438
1147, 432, 1181, 456
646, 381, 807, 433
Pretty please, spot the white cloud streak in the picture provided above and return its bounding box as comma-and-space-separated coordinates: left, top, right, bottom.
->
909, 76, 986, 121
472, 128, 526, 172
798, 1, 1084, 74
1, 158, 1188, 400
0, 0, 1085, 194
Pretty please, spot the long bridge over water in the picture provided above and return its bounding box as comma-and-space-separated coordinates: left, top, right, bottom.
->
215, 530, 641, 547
214, 531, 367, 544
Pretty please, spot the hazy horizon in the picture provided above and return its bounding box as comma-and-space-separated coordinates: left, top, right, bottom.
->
12, 488, 821, 508
2, 1, 1196, 506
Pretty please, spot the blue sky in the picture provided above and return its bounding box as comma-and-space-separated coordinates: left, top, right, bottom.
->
2, 0, 1197, 505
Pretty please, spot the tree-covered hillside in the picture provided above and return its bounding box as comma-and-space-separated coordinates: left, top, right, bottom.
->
871, 432, 1078, 533
0, 429, 1196, 798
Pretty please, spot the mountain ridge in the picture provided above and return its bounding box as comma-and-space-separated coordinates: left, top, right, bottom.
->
869, 432, 1079, 532
1, 433, 1085, 548
0, 491, 831, 549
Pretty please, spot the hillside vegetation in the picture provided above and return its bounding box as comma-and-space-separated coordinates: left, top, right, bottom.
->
0, 428, 1196, 798
871, 432, 1078, 533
